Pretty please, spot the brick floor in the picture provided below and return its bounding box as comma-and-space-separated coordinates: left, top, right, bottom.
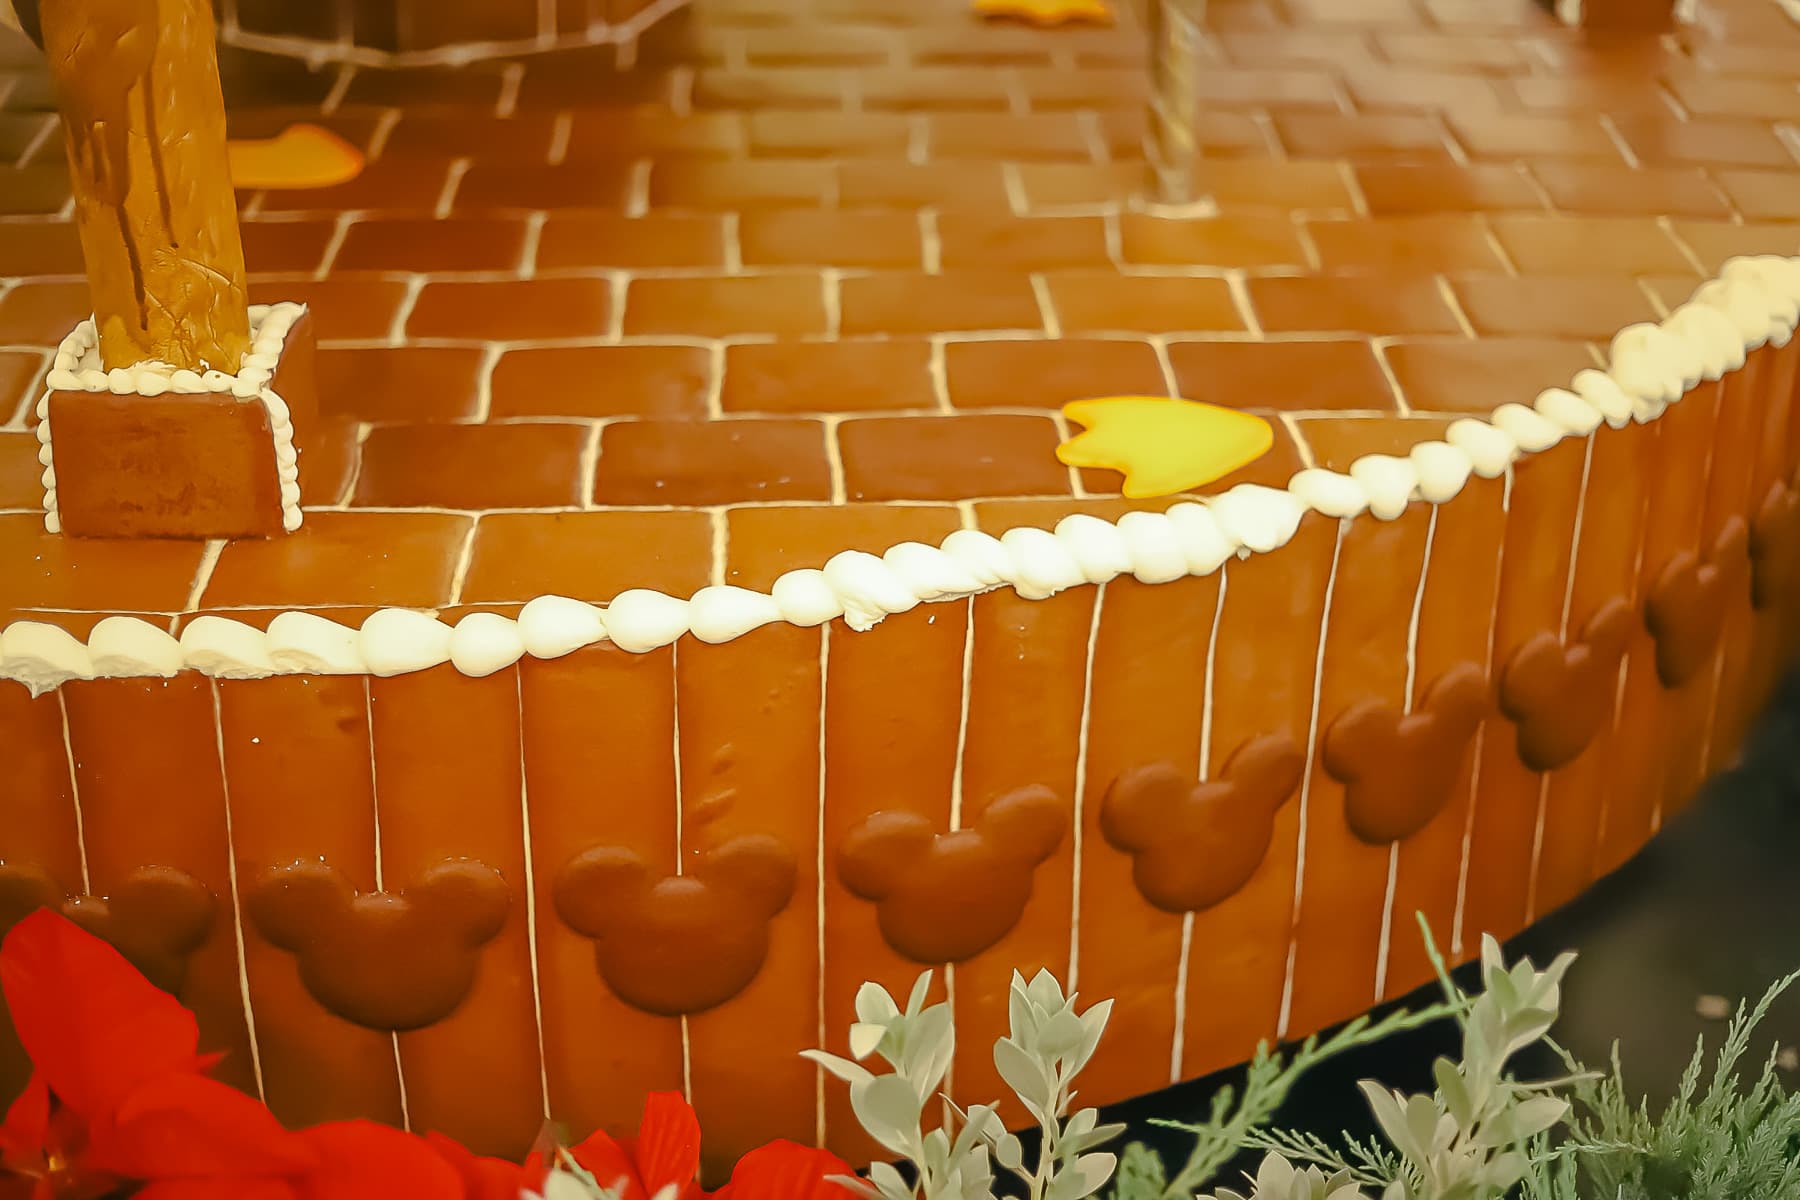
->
3, 0, 1798, 607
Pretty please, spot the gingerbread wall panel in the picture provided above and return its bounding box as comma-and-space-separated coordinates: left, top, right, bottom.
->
1663, 364, 1759, 814
1181, 512, 1338, 1074
1533, 419, 1655, 918
59, 677, 258, 1094
952, 587, 1093, 1119
220, 675, 405, 1129
522, 645, 685, 1144
1383, 475, 1508, 998
1645, 380, 1731, 825
1463, 436, 1587, 947
1596, 392, 1711, 873
821, 606, 963, 1160
1074, 574, 1217, 1102
368, 667, 544, 1157
676, 626, 824, 1168
0, 688, 85, 1098
1735, 341, 1800, 742
1286, 506, 1431, 1038
1704, 344, 1784, 775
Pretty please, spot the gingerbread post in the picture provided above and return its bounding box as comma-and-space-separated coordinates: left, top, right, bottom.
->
1547, 0, 1681, 30
12, 0, 317, 539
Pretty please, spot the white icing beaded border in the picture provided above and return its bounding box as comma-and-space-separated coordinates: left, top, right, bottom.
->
37, 303, 308, 536
4, 255, 1799, 696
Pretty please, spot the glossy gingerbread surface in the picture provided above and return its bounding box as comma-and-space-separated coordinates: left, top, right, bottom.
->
5, 0, 1800, 1177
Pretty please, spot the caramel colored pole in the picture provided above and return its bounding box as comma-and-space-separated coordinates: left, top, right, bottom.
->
37, 0, 250, 374
1145, 0, 1206, 207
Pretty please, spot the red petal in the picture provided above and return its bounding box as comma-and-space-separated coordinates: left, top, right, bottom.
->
716, 1142, 854, 1200
571, 1127, 647, 1200
633, 1092, 701, 1194
294, 1121, 464, 1200
84, 1073, 314, 1181
0, 1073, 50, 1164
135, 1179, 298, 1200
0, 912, 200, 1119
425, 1130, 528, 1200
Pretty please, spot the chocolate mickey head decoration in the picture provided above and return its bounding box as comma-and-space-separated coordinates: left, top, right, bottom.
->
1099, 734, 1304, 915
554, 835, 795, 1018
1750, 479, 1800, 611
1645, 517, 1750, 689
0, 863, 215, 994
1322, 663, 1490, 845
1498, 597, 1633, 773
248, 859, 510, 1032
838, 786, 1065, 965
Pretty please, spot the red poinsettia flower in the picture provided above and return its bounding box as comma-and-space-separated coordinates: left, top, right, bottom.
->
0, 909, 310, 1199
708, 1140, 852, 1200
426, 1130, 529, 1200
566, 1092, 702, 1200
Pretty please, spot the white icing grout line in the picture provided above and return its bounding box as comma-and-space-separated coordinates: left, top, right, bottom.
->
445, 521, 481, 608
1066, 583, 1105, 992
1436, 275, 1479, 341
315, 212, 358, 281
928, 338, 953, 414
496, 63, 526, 118
519, 213, 548, 279
814, 622, 830, 1146
822, 414, 848, 506
57, 690, 90, 895
1171, 561, 1227, 1084
184, 541, 226, 614
388, 276, 426, 345
547, 112, 574, 166
1276, 516, 1347, 1041
14, 117, 57, 170
320, 64, 356, 116
709, 508, 728, 589
514, 668, 553, 1120
1030, 273, 1060, 339
1279, 413, 1316, 469
919, 210, 943, 276
209, 679, 268, 1104
1370, 339, 1413, 417
822, 270, 843, 340
435, 160, 471, 221
365, 108, 402, 161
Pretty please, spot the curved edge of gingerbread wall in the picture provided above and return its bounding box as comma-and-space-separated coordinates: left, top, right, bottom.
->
215, 0, 691, 69
2, 254, 1799, 696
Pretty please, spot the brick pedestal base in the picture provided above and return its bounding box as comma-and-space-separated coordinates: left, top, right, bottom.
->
38, 305, 319, 540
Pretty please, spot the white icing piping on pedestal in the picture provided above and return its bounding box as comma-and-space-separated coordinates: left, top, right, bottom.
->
37, 304, 307, 537
5, 255, 1800, 696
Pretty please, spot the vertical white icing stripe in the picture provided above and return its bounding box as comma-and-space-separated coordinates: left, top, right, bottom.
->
208, 679, 268, 1103
1066, 583, 1105, 993
1170, 562, 1227, 1085
1276, 518, 1347, 1041
514, 668, 553, 1119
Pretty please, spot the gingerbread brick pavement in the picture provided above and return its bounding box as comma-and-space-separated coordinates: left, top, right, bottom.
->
3, 0, 1800, 622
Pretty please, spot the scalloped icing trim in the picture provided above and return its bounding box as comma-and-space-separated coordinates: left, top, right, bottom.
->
36, 303, 308, 536
5, 255, 1800, 696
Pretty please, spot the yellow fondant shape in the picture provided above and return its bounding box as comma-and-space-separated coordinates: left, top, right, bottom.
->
972, 0, 1113, 25
228, 124, 365, 190
1058, 396, 1274, 499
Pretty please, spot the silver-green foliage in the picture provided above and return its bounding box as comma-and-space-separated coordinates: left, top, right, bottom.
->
1521, 967, 1800, 1200
807, 969, 1123, 1200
